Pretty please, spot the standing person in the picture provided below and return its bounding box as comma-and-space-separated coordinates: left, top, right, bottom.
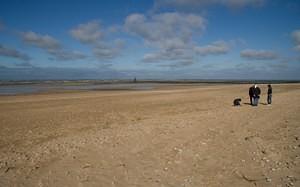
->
267, 84, 272, 105
252, 84, 261, 106
249, 85, 254, 105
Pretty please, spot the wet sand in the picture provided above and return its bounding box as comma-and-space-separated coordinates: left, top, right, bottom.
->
0, 84, 299, 186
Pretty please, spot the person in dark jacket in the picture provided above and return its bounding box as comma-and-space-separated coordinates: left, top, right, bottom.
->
252, 84, 261, 106
249, 85, 254, 105
267, 84, 272, 105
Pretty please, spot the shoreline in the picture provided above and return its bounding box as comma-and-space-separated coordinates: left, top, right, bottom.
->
1, 82, 300, 96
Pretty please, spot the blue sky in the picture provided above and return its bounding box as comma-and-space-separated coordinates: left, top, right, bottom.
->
0, 0, 299, 80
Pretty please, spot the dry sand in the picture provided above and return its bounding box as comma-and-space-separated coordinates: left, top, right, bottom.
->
0, 84, 299, 187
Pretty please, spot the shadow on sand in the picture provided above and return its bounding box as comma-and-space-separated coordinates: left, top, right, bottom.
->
242, 102, 268, 106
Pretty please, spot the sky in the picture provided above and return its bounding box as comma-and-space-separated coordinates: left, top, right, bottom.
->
0, 0, 300, 80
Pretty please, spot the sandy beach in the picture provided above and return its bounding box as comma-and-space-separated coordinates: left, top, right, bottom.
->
0, 83, 299, 187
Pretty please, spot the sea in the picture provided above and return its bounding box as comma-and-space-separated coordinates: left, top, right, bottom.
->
0, 80, 298, 95
0, 82, 159, 95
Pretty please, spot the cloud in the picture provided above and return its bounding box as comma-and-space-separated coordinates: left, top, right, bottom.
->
240, 49, 278, 60
70, 21, 123, 60
222, 0, 265, 8
70, 20, 102, 44
159, 60, 195, 68
92, 46, 123, 60
194, 41, 230, 56
0, 67, 127, 80
93, 45, 118, 60
155, 0, 265, 9
291, 29, 300, 52
92, 39, 124, 60
269, 62, 288, 69
125, 13, 205, 46
0, 44, 31, 61
21, 31, 61, 50
142, 48, 194, 65
21, 31, 86, 61
15, 61, 33, 67
47, 50, 86, 61
0, 64, 7, 69
125, 12, 207, 66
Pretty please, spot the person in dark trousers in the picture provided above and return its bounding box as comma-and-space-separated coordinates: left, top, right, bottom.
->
252, 84, 261, 106
249, 85, 254, 105
267, 84, 272, 105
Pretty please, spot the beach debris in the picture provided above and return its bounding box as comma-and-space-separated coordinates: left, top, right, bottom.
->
4, 166, 15, 173
234, 170, 265, 183
266, 177, 272, 182
292, 146, 297, 150
82, 163, 91, 169
262, 157, 270, 162
287, 175, 297, 182
182, 177, 193, 187
244, 136, 254, 141
118, 163, 126, 167
271, 168, 276, 171
38, 180, 44, 187
174, 160, 181, 164
81, 175, 90, 182
173, 147, 183, 154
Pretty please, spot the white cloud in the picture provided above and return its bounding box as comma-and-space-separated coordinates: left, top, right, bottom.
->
240, 49, 278, 60
21, 31, 86, 61
155, 0, 265, 9
0, 44, 30, 61
224, 0, 265, 8
125, 12, 205, 48
93, 45, 119, 60
48, 50, 86, 61
143, 49, 193, 63
15, 61, 33, 67
21, 31, 61, 50
70, 20, 102, 44
194, 41, 230, 56
160, 60, 195, 68
70, 21, 123, 60
125, 12, 232, 67
291, 29, 300, 52
125, 12, 207, 66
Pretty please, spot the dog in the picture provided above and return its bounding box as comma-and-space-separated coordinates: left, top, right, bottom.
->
233, 98, 242, 106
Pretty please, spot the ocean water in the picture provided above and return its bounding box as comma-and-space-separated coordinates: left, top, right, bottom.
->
0, 83, 158, 95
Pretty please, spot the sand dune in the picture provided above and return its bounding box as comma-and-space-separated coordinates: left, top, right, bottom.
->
0, 84, 299, 187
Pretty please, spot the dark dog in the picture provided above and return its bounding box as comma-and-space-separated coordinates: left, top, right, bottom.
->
233, 98, 242, 106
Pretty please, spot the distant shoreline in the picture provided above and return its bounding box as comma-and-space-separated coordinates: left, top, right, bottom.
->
1, 81, 300, 96
1, 79, 300, 86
